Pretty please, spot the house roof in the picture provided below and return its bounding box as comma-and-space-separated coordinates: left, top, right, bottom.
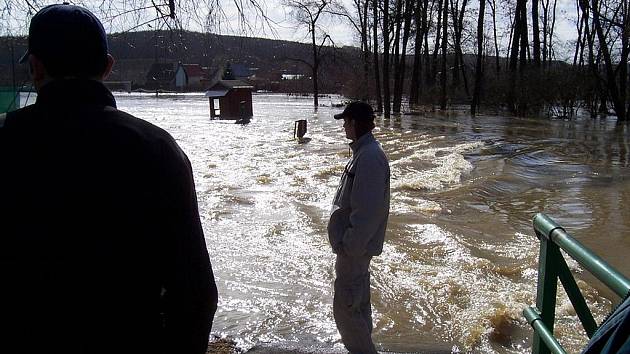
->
230, 64, 253, 78
213, 80, 253, 89
182, 64, 206, 78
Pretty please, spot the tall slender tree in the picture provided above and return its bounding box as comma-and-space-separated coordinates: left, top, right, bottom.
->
489, 0, 500, 74
393, 0, 414, 112
410, 0, 428, 106
383, 0, 392, 117
373, 0, 383, 111
532, 0, 541, 66
440, 0, 448, 109
471, 0, 486, 115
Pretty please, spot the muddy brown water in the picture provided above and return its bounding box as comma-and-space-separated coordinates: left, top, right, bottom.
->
109, 93, 630, 353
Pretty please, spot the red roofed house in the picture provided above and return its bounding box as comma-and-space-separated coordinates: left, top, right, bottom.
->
175, 63, 208, 91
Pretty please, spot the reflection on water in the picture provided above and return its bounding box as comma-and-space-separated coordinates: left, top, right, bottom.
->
114, 93, 630, 353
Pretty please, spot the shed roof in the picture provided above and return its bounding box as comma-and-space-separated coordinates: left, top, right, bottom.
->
205, 89, 229, 98
205, 80, 253, 98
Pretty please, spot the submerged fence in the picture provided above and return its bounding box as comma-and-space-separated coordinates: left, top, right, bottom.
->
524, 213, 630, 354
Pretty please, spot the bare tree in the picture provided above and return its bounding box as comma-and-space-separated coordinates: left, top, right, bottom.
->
328, 0, 372, 100
582, 0, 630, 120
284, 0, 335, 109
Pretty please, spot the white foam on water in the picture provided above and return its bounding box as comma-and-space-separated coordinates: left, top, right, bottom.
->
374, 224, 612, 353
393, 142, 483, 191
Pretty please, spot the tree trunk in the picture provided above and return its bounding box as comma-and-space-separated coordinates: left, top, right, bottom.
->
450, 0, 460, 88
410, 0, 428, 106
518, 0, 528, 71
391, 0, 403, 113
454, 0, 469, 96
508, 0, 525, 114
508, 0, 522, 73
471, 0, 485, 115
490, 0, 500, 74
619, 1, 629, 120
394, 0, 413, 113
311, 26, 319, 109
532, 0, 541, 66
362, 0, 371, 100
573, 7, 584, 66
579, 0, 600, 117
547, 0, 557, 62
410, 0, 424, 106
440, 0, 448, 109
373, 0, 383, 112
383, 0, 392, 117
542, 0, 549, 65
431, 0, 444, 89
423, 1, 432, 88
592, 0, 625, 120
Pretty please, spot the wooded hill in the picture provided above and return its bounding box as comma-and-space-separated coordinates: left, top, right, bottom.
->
0, 30, 364, 95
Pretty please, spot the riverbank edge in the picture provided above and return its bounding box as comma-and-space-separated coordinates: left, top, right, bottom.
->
206, 337, 454, 354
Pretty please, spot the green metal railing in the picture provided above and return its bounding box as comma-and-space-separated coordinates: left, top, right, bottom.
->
0, 86, 20, 113
524, 213, 630, 354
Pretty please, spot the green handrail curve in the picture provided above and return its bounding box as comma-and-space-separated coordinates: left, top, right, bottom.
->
525, 213, 630, 354
533, 213, 630, 298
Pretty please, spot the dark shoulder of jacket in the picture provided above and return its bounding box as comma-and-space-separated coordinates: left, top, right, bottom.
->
102, 106, 180, 147
1, 105, 38, 129
102, 106, 189, 165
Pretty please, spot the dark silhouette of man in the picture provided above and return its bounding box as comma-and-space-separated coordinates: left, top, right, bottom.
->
0, 4, 218, 354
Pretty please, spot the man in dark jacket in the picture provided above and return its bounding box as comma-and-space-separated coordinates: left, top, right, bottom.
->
328, 102, 390, 354
0, 4, 217, 354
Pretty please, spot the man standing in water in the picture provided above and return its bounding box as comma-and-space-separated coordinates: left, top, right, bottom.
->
0, 4, 217, 354
328, 102, 390, 353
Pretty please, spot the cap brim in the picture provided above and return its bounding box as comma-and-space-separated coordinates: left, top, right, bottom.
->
18, 50, 29, 64
333, 113, 345, 119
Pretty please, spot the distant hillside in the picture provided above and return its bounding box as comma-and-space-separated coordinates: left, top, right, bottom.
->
0, 30, 364, 95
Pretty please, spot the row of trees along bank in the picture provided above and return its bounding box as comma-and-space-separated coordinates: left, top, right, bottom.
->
1, 0, 627, 120
288, 0, 629, 121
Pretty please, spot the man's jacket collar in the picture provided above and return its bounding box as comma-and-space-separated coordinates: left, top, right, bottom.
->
349, 132, 375, 154
35, 79, 117, 109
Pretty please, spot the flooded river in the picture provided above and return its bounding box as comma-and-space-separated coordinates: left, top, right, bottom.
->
112, 93, 630, 353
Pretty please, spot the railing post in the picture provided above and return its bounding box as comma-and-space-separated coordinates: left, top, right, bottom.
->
532, 231, 561, 354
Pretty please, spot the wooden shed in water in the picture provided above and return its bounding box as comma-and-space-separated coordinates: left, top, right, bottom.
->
205, 80, 254, 119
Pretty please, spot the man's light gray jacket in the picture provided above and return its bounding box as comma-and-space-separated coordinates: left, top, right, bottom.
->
328, 132, 390, 257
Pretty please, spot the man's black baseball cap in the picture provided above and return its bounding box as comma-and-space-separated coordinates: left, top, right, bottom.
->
19, 3, 109, 77
334, 101, 375, 121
